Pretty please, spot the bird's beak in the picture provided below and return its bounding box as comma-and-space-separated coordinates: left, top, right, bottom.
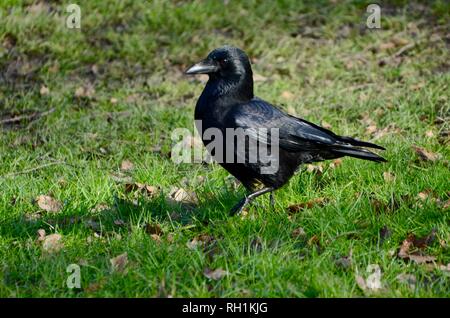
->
185, 59, 218, 75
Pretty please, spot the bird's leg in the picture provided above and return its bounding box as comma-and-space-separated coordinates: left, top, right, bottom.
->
230, 187, 274, 216
270, 192, 275, 209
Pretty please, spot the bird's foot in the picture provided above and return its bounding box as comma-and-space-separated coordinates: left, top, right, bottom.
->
229, 197, 250, 216
270, 192, 275, 209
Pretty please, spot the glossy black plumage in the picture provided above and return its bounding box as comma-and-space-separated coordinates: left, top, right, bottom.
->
186, 46, 386, 214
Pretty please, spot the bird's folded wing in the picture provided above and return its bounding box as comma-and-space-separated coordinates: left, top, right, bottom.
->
230, 98, 339, 151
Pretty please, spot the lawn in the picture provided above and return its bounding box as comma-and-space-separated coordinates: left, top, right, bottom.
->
0, 0, 449, 297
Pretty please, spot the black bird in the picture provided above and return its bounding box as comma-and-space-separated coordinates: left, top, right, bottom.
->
186, 46, 386, 215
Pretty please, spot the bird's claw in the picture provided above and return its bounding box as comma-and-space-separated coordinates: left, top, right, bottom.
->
229, 197, 249, 216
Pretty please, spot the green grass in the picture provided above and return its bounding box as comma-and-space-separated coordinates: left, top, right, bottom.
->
0, 0, 449, 297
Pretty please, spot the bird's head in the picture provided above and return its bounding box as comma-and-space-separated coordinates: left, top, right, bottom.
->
185, 46, 252, 81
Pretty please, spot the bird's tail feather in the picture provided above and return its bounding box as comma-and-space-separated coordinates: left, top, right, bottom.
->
332, 146, 387, 163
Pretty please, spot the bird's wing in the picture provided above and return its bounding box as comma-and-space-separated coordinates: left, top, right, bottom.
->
228, 97, 339, 151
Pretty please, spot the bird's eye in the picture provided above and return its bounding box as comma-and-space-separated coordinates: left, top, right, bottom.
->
218, 58, 228, 66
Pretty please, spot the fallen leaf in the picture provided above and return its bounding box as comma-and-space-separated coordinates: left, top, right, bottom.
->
40, 85, 49, 96
187, 234, 214, 250
356, 264, 382, 293
306, 164, 323, 174
145, 223, 163, 235
35, 195, 62, 213
366, 124, 378, 135
291, 227, 306, 239
203, 268, 228, 280
75, 85, 95, 99
150, 234, 162, 243
439, 264, 450, 272
379, 42, 396, 50
417, 189, 432, 201
329, 158, 342, 169
167, 187, 198, 205
124, 182, 159, 197
186, 238, 201, 250
441, 199, 450, 210
307, 235, 320, 247
397, 230, 437, 264
425, 130, 434, 138
42, 233, 63, 253
110, 252, 128, 273
288, 198, 326, 214
110, 97, 118, 104
120, 160, 134, 172
383, 171, 395, 182
36, 229, 46, 241
407, 254, 437, 264
90, 203, 110, 213
281, 91, 294, 100
321, 121, 332, 129
412, 145, 441, 162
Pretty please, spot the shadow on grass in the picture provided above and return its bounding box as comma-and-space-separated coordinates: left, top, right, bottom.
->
0, 188, 245, 240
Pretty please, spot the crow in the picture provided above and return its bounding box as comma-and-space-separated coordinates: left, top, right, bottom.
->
186, 46, 386, 215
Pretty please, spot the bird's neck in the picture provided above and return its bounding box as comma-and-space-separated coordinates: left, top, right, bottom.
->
204, 73, 254, 104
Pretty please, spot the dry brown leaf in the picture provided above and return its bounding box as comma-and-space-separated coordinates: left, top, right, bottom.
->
383, 171, 395, 182
366, 124, 378, 135
110, 97, 118, 104
281, 91, 294, 100
40, 85, 49, 96
291, 227, 306, 239
329, 158, 343, 169
306, 164, 323, 174
441, 199, 450, 210
203, 268, 228, 280
145, 223, 163, 236
36, 229, 46, 241
288, 198, 326, 214
124, 183, 159, 197
186, 238, 201, 250
356, 264, 382, 293
187, 234, 214, 250
110, 252, 128, 273
120, 160, 134, 172
91, 203, 110, 213
407, 254, 437, 264
425, 130, 434, 138
398, 230, 437, 264
417, 190, 432, 201
36, 195, 62, 213
167, 187, 198, 205
412, 145, 441, 162
379, 42, 396, 50
321, 121, 332, 129
150, 234, 162, 243
75, 85, 95, 99
42, 233, 63, 253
